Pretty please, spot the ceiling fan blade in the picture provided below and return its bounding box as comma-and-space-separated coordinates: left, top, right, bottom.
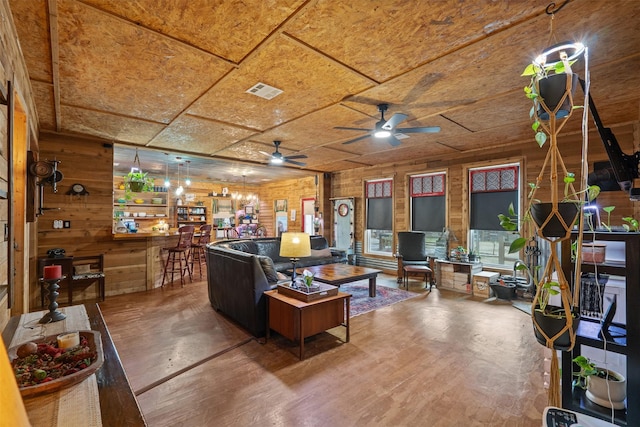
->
342, 134, 372, 145
334, 126, 374, 132
382, 113, 408, 130
396, 126, 441, 133
285, 154, 307, 160
258, 150, 272, 157
386, 135, 402, 147
284, 158, 306, 166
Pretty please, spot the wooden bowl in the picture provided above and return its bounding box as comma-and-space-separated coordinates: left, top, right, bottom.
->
8, 330, 104, 398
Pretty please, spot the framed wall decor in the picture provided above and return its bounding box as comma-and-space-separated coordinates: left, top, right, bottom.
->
275, 199, 287, 212
213, 198, 234, 214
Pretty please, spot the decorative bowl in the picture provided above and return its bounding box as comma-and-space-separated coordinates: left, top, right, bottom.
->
117, 198, 126, 204
151, 198, 163, 204
8, 330, 104, 398
138, 212, 146, 217
134, 199, 144, 204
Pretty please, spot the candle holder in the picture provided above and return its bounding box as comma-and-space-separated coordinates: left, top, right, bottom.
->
39, 277, 67, 324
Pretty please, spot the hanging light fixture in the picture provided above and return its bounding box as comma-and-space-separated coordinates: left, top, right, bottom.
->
175, 162, 184, 196
185, 160, 192, 186
163, 153, 171, 188
232, 175, 258, 206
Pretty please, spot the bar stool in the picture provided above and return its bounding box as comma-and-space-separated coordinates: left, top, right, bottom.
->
162, 225, 195, 287
190, 224, 212, 279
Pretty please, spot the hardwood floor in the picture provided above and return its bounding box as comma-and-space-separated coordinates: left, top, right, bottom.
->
98, 274, 548, 426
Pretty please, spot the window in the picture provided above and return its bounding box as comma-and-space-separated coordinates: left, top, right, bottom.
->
365, 179, 393, 255
410, 173, 446, 257
468, 164, 521, 268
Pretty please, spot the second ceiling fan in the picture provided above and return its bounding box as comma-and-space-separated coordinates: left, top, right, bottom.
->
336, 103, 440, 146
259, 140, 307, 166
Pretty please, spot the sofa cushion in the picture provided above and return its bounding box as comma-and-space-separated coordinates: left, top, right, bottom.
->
310, 247, 332, 258
310, 235, 329, 250
226, 241, 258, 254
256, 240, 286, 263
257, 255, 279, 283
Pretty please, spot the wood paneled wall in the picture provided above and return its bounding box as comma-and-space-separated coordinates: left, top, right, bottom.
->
331, 123, 640, 270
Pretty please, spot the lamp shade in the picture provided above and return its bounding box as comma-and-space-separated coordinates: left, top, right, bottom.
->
279, 232, 311, 258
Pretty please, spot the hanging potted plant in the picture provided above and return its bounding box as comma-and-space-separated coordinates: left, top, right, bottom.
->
124, 148, 154, 198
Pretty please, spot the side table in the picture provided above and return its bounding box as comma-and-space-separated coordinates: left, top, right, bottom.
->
265, 290, 351, 360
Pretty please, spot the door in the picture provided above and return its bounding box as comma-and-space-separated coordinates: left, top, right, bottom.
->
333, 198, 354, 250
301, 198, 315, 234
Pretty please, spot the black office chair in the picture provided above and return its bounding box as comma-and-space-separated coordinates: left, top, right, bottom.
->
396, 231, 433, 287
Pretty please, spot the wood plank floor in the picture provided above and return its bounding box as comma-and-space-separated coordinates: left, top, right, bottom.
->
98, 274, 549, 426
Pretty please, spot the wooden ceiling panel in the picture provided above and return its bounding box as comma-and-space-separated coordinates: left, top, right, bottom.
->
250, 105, 372, 149
81, 0, 306, 63
8, 0, 52, 82
31, 81, 56, 130
285, 1, 541, 82
187, 35, 375, 130
292, 146, 359, 168
148, 115, 257, 154
60, 105, 166, 144
56, 0, 232, 123
312, 159, 372, 172
443, 92, 529, 133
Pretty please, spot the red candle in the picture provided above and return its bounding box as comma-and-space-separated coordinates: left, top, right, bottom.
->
43, 265, 62, 280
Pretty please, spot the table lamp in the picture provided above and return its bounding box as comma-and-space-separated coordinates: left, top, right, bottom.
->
279, 232, 311, 285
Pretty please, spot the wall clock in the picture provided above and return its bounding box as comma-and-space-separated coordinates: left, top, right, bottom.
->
338, 203, 349, 217
67, 183, 89, 196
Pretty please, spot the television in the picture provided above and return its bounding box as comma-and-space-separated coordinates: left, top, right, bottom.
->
580, 78, 640, 199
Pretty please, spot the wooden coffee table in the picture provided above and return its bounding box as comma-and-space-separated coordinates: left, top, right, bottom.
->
295, 263, 382, 297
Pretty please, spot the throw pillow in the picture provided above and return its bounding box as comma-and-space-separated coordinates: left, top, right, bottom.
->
276, 272, 288, 281
257, 256, 279, 283
310, 248, 332, 258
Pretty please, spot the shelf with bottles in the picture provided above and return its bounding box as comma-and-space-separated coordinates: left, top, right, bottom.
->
176, 205, 207, 224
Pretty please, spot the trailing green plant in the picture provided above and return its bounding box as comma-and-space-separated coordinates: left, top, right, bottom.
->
124, 170, 154, 200
572, 355, 599, 389
622, 216, 639, 232
522, 60, 579, 147
600, 205, 615, 231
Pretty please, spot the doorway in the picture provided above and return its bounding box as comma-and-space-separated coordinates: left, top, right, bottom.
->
301, 197, 315, 234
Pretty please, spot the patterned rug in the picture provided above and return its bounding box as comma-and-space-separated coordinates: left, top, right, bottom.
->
341, 284, 421, 317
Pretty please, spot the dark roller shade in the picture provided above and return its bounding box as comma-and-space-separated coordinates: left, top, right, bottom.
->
366, 198, 392, 230
471, 190, 518, 230
412, 195, 445, 231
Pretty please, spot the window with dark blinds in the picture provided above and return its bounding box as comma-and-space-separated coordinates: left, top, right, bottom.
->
411, 174, 445, 232
470, 166, 518, 230
366, 179, 392, 230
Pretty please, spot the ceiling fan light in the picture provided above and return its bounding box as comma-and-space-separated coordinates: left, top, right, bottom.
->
374, 130, 391, 138
271, 157, 284, 164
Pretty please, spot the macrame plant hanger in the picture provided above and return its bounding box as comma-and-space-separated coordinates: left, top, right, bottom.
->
527, 0, 589, 407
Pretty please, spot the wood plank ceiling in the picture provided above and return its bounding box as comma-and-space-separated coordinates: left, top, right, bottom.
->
8, 0, 640, 183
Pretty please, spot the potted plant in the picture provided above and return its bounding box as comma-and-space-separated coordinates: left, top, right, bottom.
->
572, 355, 626, 409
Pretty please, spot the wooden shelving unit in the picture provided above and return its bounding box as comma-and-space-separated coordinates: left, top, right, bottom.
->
561, 232, 640, 426
113, 187, 170, 231
176, 205, 207, 228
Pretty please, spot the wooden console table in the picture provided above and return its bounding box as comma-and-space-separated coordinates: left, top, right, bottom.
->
265, 290, 351, 360
2, 304, 146, 426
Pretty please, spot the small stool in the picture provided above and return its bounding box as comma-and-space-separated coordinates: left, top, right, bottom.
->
403, 265, 433, 290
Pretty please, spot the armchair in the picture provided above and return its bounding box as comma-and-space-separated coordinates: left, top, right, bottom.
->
395, 231, 433, 286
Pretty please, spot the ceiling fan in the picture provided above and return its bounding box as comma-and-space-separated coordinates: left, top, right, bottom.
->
336, 103, 440, 146
259, 140, 307, 166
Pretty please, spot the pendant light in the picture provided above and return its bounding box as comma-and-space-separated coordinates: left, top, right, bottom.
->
175, 162, 184, 196
163, 153, 171, 188
185, 160, 191, 186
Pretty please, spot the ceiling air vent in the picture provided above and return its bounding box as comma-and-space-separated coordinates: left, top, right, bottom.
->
245, 82, 283, 100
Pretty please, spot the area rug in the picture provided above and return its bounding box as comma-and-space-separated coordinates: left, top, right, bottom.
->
340, 284, 420, 317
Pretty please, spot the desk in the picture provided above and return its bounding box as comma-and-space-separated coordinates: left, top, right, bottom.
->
2, 304, 146, 427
